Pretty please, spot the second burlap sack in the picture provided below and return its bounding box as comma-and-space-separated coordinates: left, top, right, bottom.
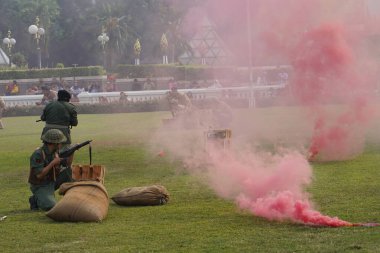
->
46, 181, 109, 222
111, 185, 169, 206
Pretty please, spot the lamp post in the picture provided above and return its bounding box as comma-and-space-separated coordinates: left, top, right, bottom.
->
246, 0, 255, 108
97, 30, 109, 68
3, 30, 16, 67
134, 39, 141, 65
28, 16, 45, 69
160, 33, 169, 64
72, 63, 78, 84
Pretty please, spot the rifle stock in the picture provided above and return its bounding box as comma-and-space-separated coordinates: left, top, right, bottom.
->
59, 140, 92, 158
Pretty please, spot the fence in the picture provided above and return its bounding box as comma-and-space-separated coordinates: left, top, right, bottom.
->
2, 84, 286, 108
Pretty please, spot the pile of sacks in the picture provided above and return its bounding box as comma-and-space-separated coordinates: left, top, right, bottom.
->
46, 164, 170, 222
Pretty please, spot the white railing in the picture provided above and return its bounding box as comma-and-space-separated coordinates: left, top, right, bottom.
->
2, 84, 286, 107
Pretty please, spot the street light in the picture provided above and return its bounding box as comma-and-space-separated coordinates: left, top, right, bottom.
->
3, 30, 16, 67
134, 38, 141, 65
97, 30, 109, 68
28, 16, 45, 69
72, 63, 78, 84
160, 33, 169, 64
246, 0, 255, 108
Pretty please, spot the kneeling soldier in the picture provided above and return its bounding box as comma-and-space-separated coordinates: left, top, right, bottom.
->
28, 129, 74, 211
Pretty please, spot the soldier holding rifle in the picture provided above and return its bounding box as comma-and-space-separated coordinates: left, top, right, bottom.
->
40, 89, 78, 146
28, 129, 92, 211
28, 129, 74, 211
166, 85, 192, 118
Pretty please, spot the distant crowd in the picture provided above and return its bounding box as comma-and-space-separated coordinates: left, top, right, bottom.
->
1, 69, 289, 98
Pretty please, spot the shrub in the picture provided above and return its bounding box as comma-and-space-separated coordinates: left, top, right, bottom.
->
0, 66, 105, 80
12, 53, 28, 68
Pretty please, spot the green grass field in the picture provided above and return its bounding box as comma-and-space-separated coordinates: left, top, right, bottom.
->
0, 108, 379, 253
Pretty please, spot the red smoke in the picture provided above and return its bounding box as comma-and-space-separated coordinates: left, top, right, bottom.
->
291, 24, 376, 160
238, 191, 351, 227
153, 0, 379, 227
292, 24, 354, 105
205, 147, 351, 227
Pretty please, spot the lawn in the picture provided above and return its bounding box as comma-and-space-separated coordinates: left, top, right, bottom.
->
0, 107, 379, 253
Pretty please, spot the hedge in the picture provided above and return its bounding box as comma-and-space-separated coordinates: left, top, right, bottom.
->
115, 64, 291, 83
0, 66, 105, 80
116, 64, 245, 81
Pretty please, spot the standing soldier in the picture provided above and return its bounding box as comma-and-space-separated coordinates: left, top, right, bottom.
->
166, 86, 192, 118
40, 89, 78, 147
0, 96, 5, 129
28, 129, 74, 210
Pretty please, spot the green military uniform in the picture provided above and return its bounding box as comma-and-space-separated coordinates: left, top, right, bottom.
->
166, 90, 191, 117
40, 100, 78, 144
28, 129, 73, 211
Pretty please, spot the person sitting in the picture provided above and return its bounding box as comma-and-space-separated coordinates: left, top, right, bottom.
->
119, 92, 128, 104
99, 96, 109, 104
131, 78, 142, 91
36, 85, 57, 105
26, 85, 39, 95
28, 129, 74, 211
105, 81, 115, 92
70, 82, 83, 102
89, 83, 100, 93
143, 78, 156, 90
10, 80, 20, 95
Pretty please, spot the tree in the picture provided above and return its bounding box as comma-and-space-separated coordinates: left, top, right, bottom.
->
0, 0, 202, 68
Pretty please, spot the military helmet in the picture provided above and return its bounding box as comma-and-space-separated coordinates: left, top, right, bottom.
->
41, 129, 67, 143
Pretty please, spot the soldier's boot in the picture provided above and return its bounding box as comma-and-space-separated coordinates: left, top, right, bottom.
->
29, 196, 38, 211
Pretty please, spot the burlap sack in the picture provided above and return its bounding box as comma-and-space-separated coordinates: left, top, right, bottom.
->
111, 185, 169, 206
46, 181, 109, 222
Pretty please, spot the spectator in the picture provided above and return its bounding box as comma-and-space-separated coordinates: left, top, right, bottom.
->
99, 96, 109, 104
5, 82, 12, 96
10, 80, 20, 95
143, 78, 155, 90
61, 79, 70, 91
89, 83, 100, 93
70, 82, 83, 102
190, 80, 201, 89
119, 92, 128, 104
167, 78, 176, 90
132, 78, 142, 91
26, 85, 39, 95
107, 73, 117, 91
105, 81, 114, 92
36, 85, 57, 106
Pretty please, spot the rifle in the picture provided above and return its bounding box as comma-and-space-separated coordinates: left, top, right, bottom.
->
59, 140, 92, 158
